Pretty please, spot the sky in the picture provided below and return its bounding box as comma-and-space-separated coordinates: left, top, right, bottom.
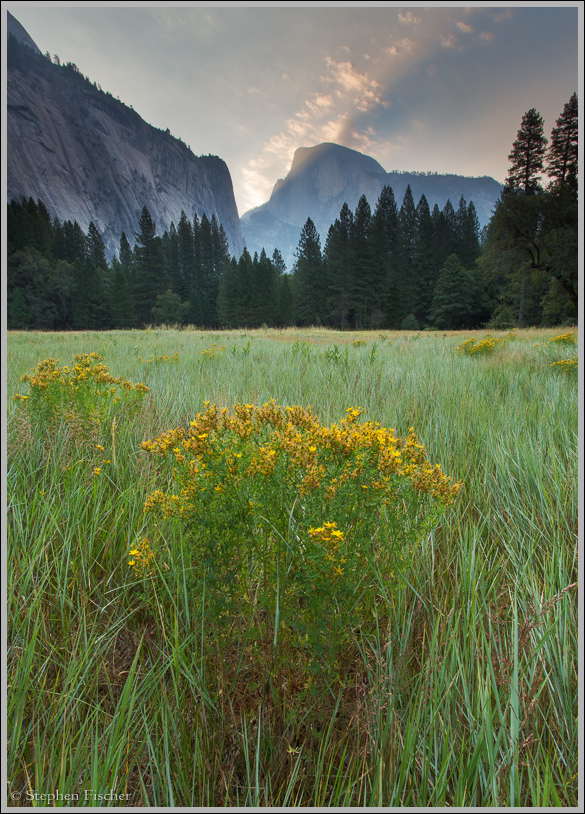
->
4, 2, 582, 216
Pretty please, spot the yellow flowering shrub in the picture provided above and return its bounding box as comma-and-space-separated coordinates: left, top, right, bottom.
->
551, 357, 578, 374
139, 400, 461, 664
12, 354, 149, 470
13, 353, 149, 425
456, 332, 515, 356
549, 331, 576, 346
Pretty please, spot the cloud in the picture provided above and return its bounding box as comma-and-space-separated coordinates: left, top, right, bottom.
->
456, 22, 475, 34
323, 57, 387, 111
240, 54, 392, 210
494, 9, 514, 23
385, 38, 415, 56
441, 34, 457, 49
398, 12, 420, 25
480, 32, 494, 42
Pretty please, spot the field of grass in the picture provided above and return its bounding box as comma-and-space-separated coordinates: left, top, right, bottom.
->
6, 326, 579, 807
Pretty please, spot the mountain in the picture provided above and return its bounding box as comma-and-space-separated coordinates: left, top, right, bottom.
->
241, 142, 503, 269
6, 13, 243, 259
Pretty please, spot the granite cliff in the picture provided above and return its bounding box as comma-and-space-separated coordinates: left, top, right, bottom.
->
241, 142, 503, 269
6, 13, 243, 259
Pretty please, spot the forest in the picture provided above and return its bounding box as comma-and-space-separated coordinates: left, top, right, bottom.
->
7, 94, 577, 332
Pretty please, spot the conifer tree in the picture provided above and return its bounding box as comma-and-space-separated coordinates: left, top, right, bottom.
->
293, 218, 324, 326
324, 203, 353, 329
133, 206, 168, 324
276, 273, 295, 328
372, 187, 401, 328
350, 195, 377, 328
413, 194, 435, 324
395, 185, 418, 319
429, 254, 476, 329
505, 108, 548, 195
546, 92, 578, 192
271, 248, 287, 276
176, 211, 195, 301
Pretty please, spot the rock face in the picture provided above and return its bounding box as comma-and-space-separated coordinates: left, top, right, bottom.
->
241, 142, 503, 269
6, 13, 243, 259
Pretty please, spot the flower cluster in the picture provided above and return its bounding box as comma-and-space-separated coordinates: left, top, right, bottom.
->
551, 357, 578, 374
13, 354, 149, 469
200, 344, 225, 359
307, 522, 347, 578
549, 331, 576, 346
128, 537, 156, 577
14, 353, 149, 405
456, 332, 516, 356
139, 401, 461, 649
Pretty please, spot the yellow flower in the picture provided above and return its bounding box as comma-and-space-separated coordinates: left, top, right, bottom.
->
93, 467, 101, 475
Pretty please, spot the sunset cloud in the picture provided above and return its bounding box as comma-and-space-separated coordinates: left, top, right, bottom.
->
456, 22, 475, 34
385, 38, 415, 56
398, 11, 420, 25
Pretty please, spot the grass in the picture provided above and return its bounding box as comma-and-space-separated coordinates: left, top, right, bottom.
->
6, 326, 579, 807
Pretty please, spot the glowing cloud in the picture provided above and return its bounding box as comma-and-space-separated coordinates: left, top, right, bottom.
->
398, 12, 420, 25
456, 22, 475, 34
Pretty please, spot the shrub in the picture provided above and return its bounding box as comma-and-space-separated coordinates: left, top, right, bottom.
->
138, 401, 461, 674
12, 352, 149, 464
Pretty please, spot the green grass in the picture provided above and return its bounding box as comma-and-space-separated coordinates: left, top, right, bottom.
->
6, 326, 578, 807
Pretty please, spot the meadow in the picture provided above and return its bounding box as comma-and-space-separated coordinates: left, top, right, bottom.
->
6, 326, 578, 807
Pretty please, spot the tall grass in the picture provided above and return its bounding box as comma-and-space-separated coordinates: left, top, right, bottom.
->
6, 327, 578, 806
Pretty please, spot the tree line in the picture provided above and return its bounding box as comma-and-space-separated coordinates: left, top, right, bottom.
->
7, 94, 577, 331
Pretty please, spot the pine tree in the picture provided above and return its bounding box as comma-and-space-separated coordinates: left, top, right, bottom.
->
395, 185, 418, 319
110, 256, 136, 328
293, 218, 323, 326
163, 222, 180, 293
176, 211, 195, 301
271, 248, 287, 276
276, 274, 295, 327
133, 207, 168, 324
324, 203, 353, 329
80, 221, 110, 329
429, 254, 476, 329
505, 108, 548, 195
217, 256, 239, 327
546, 92, 578, 192
372, 187, 401, 328
413, 194, 435, 324
198, 214, 215, 326
350, 195, 377, 329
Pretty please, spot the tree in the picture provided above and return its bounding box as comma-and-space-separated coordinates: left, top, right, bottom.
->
505, 108, 548, 195
482, 97, 578, 324
350, 195, 378, 329
324, 203, 353, 329
152, 289, 190, 325
429, 254, 477, 329
395, 185, 419, 319
133, 207, 168, 324
546, 92, 578, 193
293, 218, 324, 325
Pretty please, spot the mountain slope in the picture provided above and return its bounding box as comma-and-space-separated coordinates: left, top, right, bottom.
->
6, 14, 243, 259
241, 142, 503, 268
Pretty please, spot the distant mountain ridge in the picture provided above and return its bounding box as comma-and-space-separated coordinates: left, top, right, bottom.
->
6, 12, 244, 259
241, 142, 503, 269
